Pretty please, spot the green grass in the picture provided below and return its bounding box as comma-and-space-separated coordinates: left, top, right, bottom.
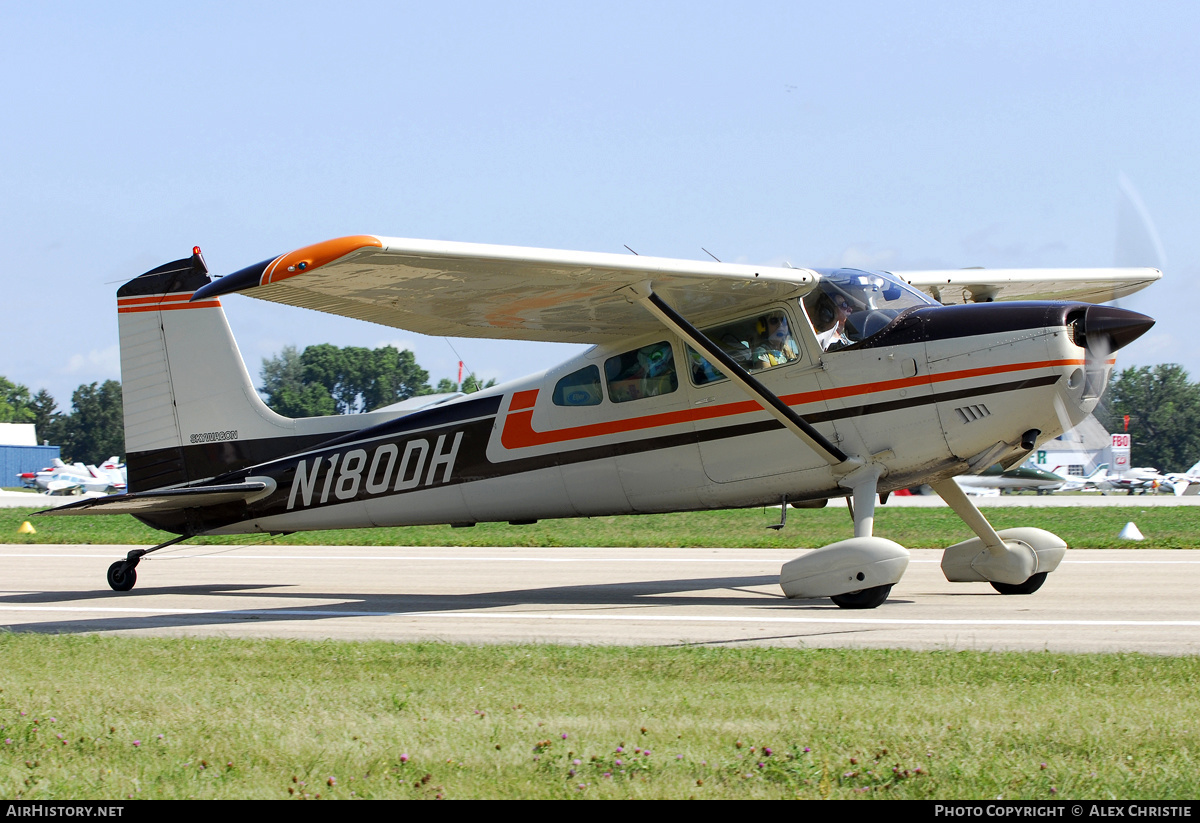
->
3, 504, 1198, 549
1, 635, 1197, 800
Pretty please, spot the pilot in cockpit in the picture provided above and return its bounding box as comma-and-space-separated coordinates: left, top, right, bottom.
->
811, 292, 853, 351
805, 268, 938, 352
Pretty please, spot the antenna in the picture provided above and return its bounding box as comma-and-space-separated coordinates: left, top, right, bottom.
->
623, 245, 639, 255
442, 337, 472, 390
701, 247, 721, 262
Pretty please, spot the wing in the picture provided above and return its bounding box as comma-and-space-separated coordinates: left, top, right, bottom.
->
192, 236, 817, 343
894, 267, 1162, 304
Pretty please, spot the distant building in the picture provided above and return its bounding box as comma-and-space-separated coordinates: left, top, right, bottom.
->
0, 423, 38, 446
1032, 414, 1111, 477
0, 423, 61, 488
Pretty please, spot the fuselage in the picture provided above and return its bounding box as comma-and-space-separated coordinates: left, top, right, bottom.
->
139, 292, 1119, 537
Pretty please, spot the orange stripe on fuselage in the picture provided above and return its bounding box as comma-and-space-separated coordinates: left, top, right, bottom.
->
500, 358, 1087, 450
509, 389, 539, 411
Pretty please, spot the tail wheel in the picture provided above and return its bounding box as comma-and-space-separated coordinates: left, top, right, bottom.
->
831, 584, 892, 609
107, 561, 137, 592
990, 571, 1048, 595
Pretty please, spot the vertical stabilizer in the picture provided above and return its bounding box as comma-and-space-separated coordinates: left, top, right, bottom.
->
117, 250, 296, 491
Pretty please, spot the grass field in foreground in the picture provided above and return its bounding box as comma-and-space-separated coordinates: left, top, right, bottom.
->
1, 635, 1197, 800
1, 503, 1196, 549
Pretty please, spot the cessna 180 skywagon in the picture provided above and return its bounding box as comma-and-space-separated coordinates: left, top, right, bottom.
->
44, 235, 1159, 608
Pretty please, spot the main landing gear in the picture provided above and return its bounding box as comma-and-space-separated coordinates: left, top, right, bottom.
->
778, 470, 1066, 610
930, 479, 1066, 594
780, 464, 911, 609
105, 535, 190, 592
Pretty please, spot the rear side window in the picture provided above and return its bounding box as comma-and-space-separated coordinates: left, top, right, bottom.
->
605, 341, 678, 403
552, 365, 603, 406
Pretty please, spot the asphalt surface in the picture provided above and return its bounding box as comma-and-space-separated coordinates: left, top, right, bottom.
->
2, 544, 1196, 654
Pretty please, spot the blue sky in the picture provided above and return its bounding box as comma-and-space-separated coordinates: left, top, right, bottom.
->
2, 1, 1196, 415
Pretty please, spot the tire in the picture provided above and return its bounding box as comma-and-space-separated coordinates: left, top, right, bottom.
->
831, 584, 892, 609
990, 571, 1047, 595
107, 561, 137, 592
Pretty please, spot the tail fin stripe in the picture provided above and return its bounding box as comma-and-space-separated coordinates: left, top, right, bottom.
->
118, 293, 197, 307
118, 300, 222, 314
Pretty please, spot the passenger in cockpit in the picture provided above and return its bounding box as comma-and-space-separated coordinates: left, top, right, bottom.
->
753, 312, 800, 366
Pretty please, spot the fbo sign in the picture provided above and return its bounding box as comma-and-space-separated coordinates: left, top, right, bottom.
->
1111, 433, 1131, 473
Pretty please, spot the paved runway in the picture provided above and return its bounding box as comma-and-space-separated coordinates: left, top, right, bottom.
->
2, 544, 1197, 654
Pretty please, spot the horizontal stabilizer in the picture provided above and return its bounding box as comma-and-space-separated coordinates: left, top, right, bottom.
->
36, 481, 270, 516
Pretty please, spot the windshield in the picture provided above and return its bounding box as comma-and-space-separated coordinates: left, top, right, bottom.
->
803, 268, 937, 349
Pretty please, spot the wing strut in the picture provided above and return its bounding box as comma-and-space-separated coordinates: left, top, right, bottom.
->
621, 283, 855, 470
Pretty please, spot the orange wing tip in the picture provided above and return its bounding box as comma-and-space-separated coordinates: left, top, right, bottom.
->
261, 235, 383, 286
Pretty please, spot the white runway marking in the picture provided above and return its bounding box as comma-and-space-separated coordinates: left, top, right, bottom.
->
1, 603, 1198, 628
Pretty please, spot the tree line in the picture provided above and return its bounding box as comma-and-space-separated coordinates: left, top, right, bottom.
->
258, 344, 495, 418
8, 350, 1193, 474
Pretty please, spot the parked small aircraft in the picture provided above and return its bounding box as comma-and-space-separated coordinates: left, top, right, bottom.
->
1164, 460, 1200, 496
43, 236, 1159, 607
27, 459, 125, 495
1057, 463, 1111, 492
954, 462, 1065, 494
1102, 466, 1168, 495
1062, 462, 1171, 495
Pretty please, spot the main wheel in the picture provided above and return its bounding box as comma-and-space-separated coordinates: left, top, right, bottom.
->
990, 571, 1047, 595
831, 584, 892, 609
107, 561, 137, 592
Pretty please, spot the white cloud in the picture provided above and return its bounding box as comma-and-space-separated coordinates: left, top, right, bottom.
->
372, 337, 421, 353
63, 345, 120, 377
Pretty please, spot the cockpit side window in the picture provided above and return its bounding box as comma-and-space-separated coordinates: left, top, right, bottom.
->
803, 268, 937, 351
685, 310, 803, 386
552, 365, 603, 406
605, 341, 678, 403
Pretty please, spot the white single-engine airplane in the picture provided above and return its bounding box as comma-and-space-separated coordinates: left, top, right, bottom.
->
43, 235, 1159, 608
